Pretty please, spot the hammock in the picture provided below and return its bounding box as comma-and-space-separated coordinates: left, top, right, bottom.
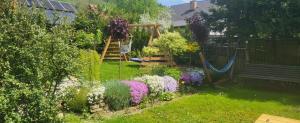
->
204, 51, 237, 76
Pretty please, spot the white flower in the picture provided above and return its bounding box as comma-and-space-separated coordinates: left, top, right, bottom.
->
134, 75, 165, 97
55, 76, 80, 98
87, 86, 106, 105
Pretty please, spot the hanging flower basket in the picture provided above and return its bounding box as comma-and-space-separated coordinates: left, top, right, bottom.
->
109, 18, 129, 40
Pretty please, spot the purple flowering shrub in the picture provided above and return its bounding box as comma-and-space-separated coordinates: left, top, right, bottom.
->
163, 76, 178, 92
180, 69, 204, 86
122, 80, 149, 105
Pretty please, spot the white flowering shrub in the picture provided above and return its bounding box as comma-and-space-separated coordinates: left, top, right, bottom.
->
55, 76, 80, 98
87, 86, 106, 105
139, 10, 172, 31
134, 75, 165, 97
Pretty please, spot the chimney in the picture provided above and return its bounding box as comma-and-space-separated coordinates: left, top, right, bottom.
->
190, 0, 197, 10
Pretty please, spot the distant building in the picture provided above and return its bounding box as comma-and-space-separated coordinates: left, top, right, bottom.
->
19, 0, 76, 24
170, 0, 223, 36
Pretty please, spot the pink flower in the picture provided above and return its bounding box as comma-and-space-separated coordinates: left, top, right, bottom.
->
122, 80, 149, 105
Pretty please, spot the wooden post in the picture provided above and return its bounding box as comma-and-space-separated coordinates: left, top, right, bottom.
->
148, 27, 154, 46
123, 54, 128, 62
245, 41, 250, 64
100, 36, 112, 64
199, 52, 213, 83
155, 25, 161, 37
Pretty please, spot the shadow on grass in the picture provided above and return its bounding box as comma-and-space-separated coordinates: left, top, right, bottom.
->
126, 64, 140, 69
187, 82, 300, 107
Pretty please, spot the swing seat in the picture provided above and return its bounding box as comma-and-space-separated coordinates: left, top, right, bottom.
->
130, 58, 144, 62
120, 41, 132, 54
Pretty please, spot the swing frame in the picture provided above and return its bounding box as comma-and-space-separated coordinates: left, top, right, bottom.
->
100, 24, 161, 64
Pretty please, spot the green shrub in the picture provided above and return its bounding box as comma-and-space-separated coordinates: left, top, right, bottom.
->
104, 81, 131, 111
0, 78, 60, 123
153, 32, 189, 56
66, 87, 89, 113
159, 92, 175, 101
142, 46, 160, 57
0, 4, 79, 122
64, 113, 82, 123
75, 30, 96, 49
163, 68, 182, 80
79, 50, 101, 83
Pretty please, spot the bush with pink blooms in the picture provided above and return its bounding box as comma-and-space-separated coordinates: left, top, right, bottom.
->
123, 80, 149, 105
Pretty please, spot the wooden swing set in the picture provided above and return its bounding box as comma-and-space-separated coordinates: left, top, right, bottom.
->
100, 23, 172, 66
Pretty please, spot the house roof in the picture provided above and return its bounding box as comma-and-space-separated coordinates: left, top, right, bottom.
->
20, 0, 76, 13
170, 0, 213, 27
19, 0, 77, 24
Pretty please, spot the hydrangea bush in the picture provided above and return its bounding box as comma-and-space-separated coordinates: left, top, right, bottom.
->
180, 69, 204, 86
122, 80, 149, 105
87, 86, 106, 105
162, 76, 178, 92
134, 75, 165, 97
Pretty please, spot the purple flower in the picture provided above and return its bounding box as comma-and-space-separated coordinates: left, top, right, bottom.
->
190, 71, 203, 83
122, 80, 149, 105
180, 70, 204, 86
163, 76, 178, 92
180, 73, 192, 84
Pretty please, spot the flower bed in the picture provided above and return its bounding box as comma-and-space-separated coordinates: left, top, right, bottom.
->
59, 75, 180, 114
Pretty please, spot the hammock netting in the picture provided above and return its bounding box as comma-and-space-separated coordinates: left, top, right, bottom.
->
204, 51, 237, 77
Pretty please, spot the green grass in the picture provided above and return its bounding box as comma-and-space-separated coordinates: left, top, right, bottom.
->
104, 87, 300, 123
65, 62, 300, 122
100, 62, 140, 82
64, 85, 300, 123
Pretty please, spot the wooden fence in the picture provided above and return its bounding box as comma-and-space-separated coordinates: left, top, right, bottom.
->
204, 39, 300, 74
248, 40, 300, 66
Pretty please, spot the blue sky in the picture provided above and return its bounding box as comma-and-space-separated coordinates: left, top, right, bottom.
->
157, 0, 196, 6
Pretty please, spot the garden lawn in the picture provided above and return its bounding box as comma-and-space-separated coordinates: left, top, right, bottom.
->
100, 62, 140, 82
103, 87, 300, 123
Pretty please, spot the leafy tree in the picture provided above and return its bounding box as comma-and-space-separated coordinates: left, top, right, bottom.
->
203, 0, 300, 41
0, 2, 80, 122
101, 0, 166, 22
62, 0, 166, 23
153, 32, 189, 56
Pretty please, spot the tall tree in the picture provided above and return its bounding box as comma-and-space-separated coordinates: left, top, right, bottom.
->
202, 0, 300, 41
